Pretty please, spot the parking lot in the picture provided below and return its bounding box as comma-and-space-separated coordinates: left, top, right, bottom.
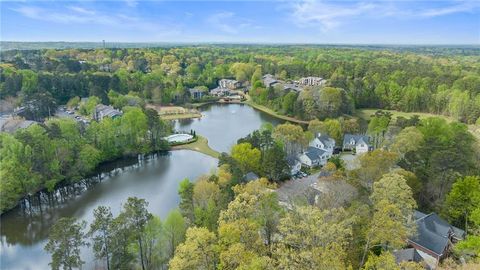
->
54, 107, 90, 124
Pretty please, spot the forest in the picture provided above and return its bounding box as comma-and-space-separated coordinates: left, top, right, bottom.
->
1, 45, 480, 269
0, 106, 170, 213
1, 45, 479, 123
42, 116, 480, 270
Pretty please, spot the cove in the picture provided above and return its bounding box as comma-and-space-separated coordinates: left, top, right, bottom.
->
0, 103, 281, 270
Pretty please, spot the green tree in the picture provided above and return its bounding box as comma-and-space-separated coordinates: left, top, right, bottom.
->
169, 227, 218, 270
44, 217, 88, 270
273, 206, 353, 269
363, 252, 399, 270
163, 209, 187, 259
273, 123, 307, 156
445, 176, 480, 234
351, 150, 399, 191
118, 197, 153, 270
89, 206, 114, 270
178, 178, 195, 224
231, 143, 261, 174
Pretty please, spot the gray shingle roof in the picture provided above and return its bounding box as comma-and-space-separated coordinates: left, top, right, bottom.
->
342, 134, 371, 147
305, 146, 326, 161
410, 212, 465, 256
317, 134, 335, 147
393, 248, 424, 264
286, 156, 300, 166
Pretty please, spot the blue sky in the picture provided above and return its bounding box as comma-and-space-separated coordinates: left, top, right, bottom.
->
1, 0, 479, 44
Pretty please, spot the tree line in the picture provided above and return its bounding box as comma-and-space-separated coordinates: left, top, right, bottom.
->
0, 107, 170, 213
1, 46, 479, 123
44, 116, 480, 269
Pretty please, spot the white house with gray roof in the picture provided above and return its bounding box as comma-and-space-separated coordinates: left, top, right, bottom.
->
342, 134, 372, 154
309, 133, 335, 158
93, 104, 123, 121
299, 147, 328, 167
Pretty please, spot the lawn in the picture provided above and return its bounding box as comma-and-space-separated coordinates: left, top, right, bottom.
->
171, 135, 220, 159
355, 108, 456, 122
146, 104, 202, 120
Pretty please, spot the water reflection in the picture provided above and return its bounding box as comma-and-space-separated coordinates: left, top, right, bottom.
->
0, 103, 281, 270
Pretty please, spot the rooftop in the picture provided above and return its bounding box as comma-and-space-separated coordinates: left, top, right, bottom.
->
410, 211, 465, 256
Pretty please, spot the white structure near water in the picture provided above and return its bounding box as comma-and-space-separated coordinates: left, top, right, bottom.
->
165, 134, 193, 143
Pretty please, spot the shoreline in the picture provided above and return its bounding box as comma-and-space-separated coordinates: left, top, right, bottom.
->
170, 135, 221, 159
242, 98, 309, 125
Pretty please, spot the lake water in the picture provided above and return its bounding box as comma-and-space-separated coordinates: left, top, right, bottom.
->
0, 103, 281, 270
174, 103, 281, 153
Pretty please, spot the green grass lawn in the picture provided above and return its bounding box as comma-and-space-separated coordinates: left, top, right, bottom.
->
171, 135, 220, 158
161, 113, 202, 120
355, 108, 456, 122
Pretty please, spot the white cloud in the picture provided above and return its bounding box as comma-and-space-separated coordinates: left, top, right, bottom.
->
12, 5, 116, 25
290, 0, 480, 31
10, 4, 179, 35
67, 6, 96, 15
207, 11, 237, 34
207, 11, 255, 34
124, 0, 138, 8
291, 0, 377, 31
419, 1, 480, 17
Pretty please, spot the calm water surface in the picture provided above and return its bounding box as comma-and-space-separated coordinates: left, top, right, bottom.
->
175, 103, 281, 153
0, 104, 280, 269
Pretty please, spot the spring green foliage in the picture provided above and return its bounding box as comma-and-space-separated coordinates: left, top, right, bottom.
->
2, 46, 479, 122
0, 108, 170, 213
397, 117, 478, 210
44, 217, 88, 270
445, 176, 480, 234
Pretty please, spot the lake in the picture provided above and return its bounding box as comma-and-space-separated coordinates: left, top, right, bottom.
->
174, 103, 281, 153
0, 103, 281, 270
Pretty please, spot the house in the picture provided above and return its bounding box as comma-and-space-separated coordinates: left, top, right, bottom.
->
218, 79, 241, 90
286, 156, 302, 175
309, 133, 335, 158
283, 83, 303, 92
262, 74, 280, 88
406, 211, 465, 269
210, 87, 231, 97
393, 248, 427, 268
299, 147, 328, 167
342, 134, 372, 154
0, 117, 37, 133
244, 172, 259, 182
297, 77, 326, 86
93, 104, 122, 121
188, 88, 206, 100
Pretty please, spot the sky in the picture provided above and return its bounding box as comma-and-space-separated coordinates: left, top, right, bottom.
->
1, 0, 479, 44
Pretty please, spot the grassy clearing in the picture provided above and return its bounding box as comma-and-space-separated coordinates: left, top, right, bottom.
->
355, 108, 456, 122
243, 97, 309, 125
171, 135, 220, 159
146, 104, 202, 120
161, 113, 202, 120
